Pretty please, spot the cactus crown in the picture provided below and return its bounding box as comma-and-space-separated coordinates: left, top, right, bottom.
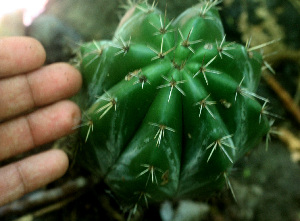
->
75, 0, 270, 209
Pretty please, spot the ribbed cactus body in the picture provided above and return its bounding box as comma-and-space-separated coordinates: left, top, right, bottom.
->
77, 1, 269, 207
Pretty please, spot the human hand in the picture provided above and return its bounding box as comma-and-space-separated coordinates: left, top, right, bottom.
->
0, 37, 82, 206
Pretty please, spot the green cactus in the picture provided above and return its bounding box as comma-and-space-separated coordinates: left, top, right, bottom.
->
75, 0, 270, 208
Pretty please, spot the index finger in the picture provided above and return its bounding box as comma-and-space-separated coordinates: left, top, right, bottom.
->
0, 37, 46, 77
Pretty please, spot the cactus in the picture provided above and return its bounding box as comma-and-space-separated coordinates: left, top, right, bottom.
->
75, 0, 270, 209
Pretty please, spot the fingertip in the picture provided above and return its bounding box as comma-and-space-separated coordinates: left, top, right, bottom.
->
0, 149, 69, 206
27, 62, 82, 106
18, 148, 70, 192
0, 100, 82, 161
63, 62, 82, 95
0, 36, 46, 77
27, 37, 46, 63
62, 63, 82, 89
63, 100, 82, 134
27, 100, 82, 146
48, 149, 70, 178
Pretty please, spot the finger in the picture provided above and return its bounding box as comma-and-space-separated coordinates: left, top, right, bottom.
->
0, 100, 81, 161
0, 63, 82, 121
0, 149, 69, 206
0, 37, 46, 77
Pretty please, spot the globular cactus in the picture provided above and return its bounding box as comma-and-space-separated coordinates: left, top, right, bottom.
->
75, 0, 270, 209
